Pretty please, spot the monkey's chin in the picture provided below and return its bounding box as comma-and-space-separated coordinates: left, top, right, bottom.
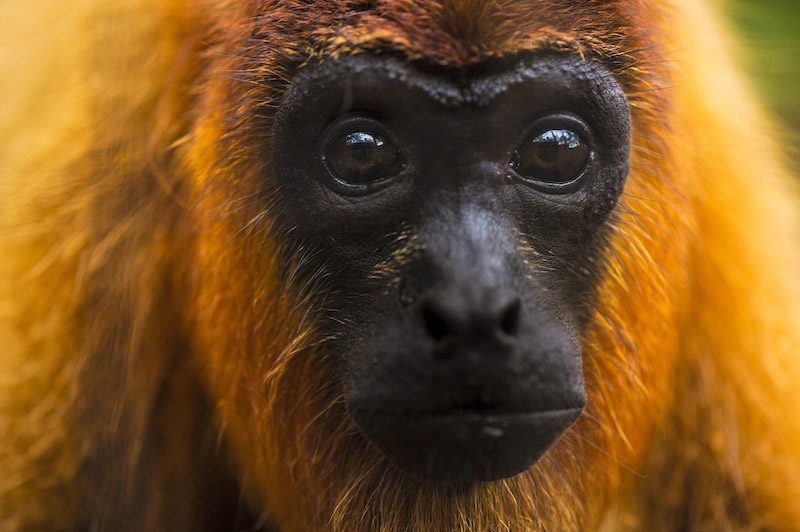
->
349, 407, 583, 484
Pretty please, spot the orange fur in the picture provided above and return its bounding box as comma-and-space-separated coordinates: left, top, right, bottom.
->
1, 0, 799, 531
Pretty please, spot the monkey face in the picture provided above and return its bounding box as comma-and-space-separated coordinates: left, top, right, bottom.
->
274, 53, 630, 483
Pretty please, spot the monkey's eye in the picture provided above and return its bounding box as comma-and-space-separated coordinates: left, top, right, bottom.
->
510, 128, 590, 189
323, 131, 406, 187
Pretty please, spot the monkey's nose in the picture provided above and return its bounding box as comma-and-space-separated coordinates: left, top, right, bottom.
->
419, 286, 521, 356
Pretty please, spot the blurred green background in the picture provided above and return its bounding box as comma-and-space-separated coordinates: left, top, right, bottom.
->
723, 0, 800, 142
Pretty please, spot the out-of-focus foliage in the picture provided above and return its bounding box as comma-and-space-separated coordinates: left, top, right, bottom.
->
722, 0, 800, 135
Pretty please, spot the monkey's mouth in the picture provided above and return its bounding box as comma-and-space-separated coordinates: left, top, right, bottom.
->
349, 404, 583, 484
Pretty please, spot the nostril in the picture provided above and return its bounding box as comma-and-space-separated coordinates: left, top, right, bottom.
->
422, 304, 450, 342
500, 298, 521, 337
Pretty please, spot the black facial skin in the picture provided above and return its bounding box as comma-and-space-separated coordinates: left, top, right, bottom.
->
273, 53, 631, 483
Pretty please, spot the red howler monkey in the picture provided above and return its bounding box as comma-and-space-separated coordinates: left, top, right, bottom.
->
1, 0, 799, 530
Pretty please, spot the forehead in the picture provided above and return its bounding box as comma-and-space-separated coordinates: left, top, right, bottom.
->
251, 0, 650, 69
